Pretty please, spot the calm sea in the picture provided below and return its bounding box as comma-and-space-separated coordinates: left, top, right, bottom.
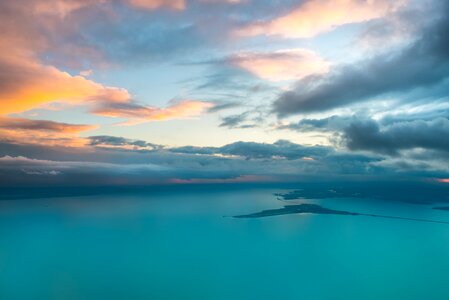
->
1, 187, 449, 299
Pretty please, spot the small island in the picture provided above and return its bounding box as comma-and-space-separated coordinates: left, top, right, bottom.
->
234, 203, 358, 218
234, 203, 449, 224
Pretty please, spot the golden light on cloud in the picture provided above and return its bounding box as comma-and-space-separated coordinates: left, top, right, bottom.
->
236, 0, 407, 38
0, 117, 96, 147
93, 100, 214, 125
231, 49, 330, 82
0, 59, 131, 116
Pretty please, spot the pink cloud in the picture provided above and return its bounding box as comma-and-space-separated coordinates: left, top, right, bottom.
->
126, 0, 186, 10
235, 0, 407, 38
230, 49, 330, 82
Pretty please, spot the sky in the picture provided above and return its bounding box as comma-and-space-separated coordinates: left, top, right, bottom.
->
0, 0, 448, 187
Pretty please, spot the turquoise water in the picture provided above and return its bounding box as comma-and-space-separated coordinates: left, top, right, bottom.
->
1, 188, 449, 299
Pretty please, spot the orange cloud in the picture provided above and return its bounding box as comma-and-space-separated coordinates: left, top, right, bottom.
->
235, 0, 407, 38
0, 0, 213, 127
230, 49, 330, 82
0, 57, 131, 116
93, 100, 214, 125
0, 0, 131, 116
0, 117, 96, 147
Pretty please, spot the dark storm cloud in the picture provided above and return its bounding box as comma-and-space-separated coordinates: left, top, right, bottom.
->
273, 2, 449, 116
343, 117, 449, 155
280, 111, 449, 156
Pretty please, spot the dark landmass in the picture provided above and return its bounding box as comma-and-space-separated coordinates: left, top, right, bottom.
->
275, 183, 449, 204
234, 204, 358, 218
234, 203, 449, 224
434, 206, 449, 211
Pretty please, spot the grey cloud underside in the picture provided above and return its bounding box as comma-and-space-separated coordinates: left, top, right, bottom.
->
219, 112, 259, 129
343, 117, 449, 155
0, 137, 386, 186
170, 139, 331, 160
88, 135, 162, 150
207, 102, 241, 113
279, 115, 357, 132
0, 117, 90, 132
273, 2, 449, 116
280, 107, 449, 156
0, 133, 448, 187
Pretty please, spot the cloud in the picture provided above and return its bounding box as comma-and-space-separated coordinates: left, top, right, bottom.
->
126, 0, 244, 10
0, 155, 169, 186
273, 3, 449, 116
32, 0, 103, 18
219, 113, 255, 129
88, 135, 162, 151
0, 117, 95, 133
0, 0, 131, 115
0, 0, 211, 125
207, 101, 241, 113
235, 0, 406, 38
126, 0, 185, 10
278, 115, 356, 132
0, 139, 335, 186
229, 49, 330, 82
0, 48, 131, 116
171, 139, 331, 160
0, 117, 96, 147
343, 117, 449, 155
1, 136, 447, 187
92, 100, 213, 125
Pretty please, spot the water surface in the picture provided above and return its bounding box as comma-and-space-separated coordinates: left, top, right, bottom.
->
1, 188, 449, 300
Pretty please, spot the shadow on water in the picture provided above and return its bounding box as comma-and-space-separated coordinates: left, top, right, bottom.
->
434, 206, 449, 211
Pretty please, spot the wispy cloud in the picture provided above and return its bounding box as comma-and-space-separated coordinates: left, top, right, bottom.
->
92, 100, 213, 125
229, 49, 330, 82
